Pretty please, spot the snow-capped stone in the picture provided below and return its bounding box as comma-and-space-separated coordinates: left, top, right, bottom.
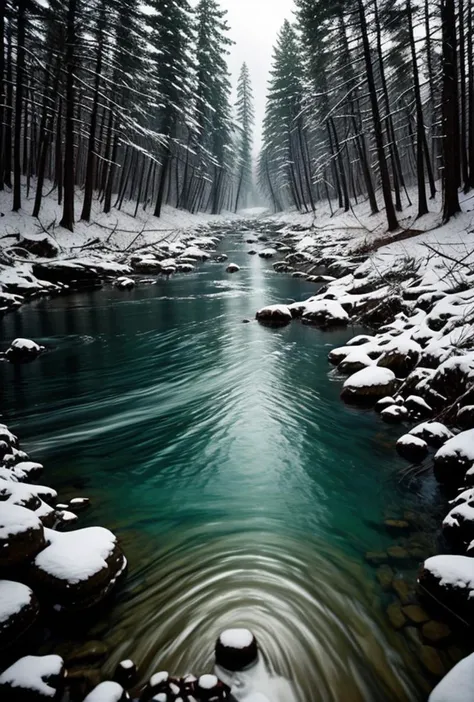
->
215, 629, 259, 672
113, 660, 138, 690
30, 526, 126, 611
0, 655, 65, 701
0, 503, 45, 567
0, 581, 39, 651
408, 422, 453, 448
301, 299, 349, 328
419, 555, 474, 623
256, 304, 292, 327
380, 404, 408, 424
68, 496, 90, 512
430, 354, 474, 404
32, 260, 101, 289
443, 488, 474, 546
377, 337, 421, 377
338, 350, 373, 375
434, 429, 474, 486
429, 652, 474, 702
83, 681, 129, 702
341, 367, 398, 405
457, 405, 474, 430
375, 396, 401, 413
114, 277, 135, 290
5, 338, 45, 364
226, 263, 240, 273
258, 248, 277, 259
346, 334, 375, 347
2, 461, 44, 483
404, 395, 433, 420
180, 246, 210, 261
396, 434, 429, 463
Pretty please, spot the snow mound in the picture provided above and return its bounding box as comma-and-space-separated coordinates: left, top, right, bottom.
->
429, 652, 474, 702
0, 580, 34, 624
83, 681, 128, 702
219, 629, 254, 649
0, 655, 64, 698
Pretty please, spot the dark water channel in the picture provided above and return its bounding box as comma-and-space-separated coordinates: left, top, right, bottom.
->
0, 230, 440, 701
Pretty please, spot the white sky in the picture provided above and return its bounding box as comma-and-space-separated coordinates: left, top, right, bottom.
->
191, 0, 296, 154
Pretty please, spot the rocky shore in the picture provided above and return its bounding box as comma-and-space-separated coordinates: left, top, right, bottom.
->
251, 219, 474, 698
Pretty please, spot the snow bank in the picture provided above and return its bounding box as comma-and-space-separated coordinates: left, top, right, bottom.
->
429, 653, 474, 702
0, 655, 64, 698
0, 580, 34, 624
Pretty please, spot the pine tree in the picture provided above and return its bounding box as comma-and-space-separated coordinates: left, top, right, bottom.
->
195, 0, 233, 214
234, 63, 254, 212
148, 0, 194, 218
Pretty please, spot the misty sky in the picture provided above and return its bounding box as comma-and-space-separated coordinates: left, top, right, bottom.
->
222, 0, 296, 152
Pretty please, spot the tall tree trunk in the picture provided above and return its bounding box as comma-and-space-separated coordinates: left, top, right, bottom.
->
104, 131, 119, 213
357, 0, 398, 231
33, 56, 59, 218
327, 121, 343, 209
407, 0, 428, 217
441, 0, 461, 221
13, 0, 26, 211
330, 117, 349, 212
154, 147, 170, 218
0, 4, 4, 190
59, 0, 77, 231
467, 0, 474, 190
458, 0, 469, 189
81, 2, 105, 222
3, 22, 13, 188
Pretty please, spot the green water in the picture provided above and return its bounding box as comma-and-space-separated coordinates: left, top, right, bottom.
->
0, 231, 437, 700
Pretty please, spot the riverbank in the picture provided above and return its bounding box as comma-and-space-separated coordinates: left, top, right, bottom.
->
1, 184, 474, 699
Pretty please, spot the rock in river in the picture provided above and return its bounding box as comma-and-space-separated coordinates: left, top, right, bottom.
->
341, 367, 398, 405
0, 503, 45, 568
418, 555, 474, 624
256, 304, 292, 327
0, 654, 65, 701
30, 526, 127, 611
434, 429, 474, 486
226, 263, 240, 273
0, 580, 39, 651
5, 338, 45, 364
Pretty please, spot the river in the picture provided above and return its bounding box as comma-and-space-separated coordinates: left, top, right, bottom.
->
0, 228, 438, 701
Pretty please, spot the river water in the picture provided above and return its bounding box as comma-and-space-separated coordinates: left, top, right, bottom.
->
0, 230, 438, 700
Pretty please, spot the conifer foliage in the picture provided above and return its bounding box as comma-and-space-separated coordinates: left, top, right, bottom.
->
259, 0, 473, 229
0, 0, 235, 230
234, 62, 255, 212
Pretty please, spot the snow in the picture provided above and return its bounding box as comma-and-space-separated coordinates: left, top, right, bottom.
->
409, 422, 453, 443
83, 681, 127, 702
34, 526, 117, 583
0, 580, 34, 623
429, 653, 474, 702
119, 660, 134, 670
219, 629, 254, 649
8, 338, 43, 352
198, 674, 218, 690
423, 555, 474, 597
435, 430, 474, 463
443, 501, 474, 530
149, 671, 169, 687
0, 503, 42, 539
301, 299, 349, 322
256, 304, 292, 320
397, 434, 427, 449
343, 366, 395, 389
0, 655, 63, 697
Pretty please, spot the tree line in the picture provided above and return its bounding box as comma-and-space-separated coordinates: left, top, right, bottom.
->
0, 0, 255, 231
258, 0, 473, 229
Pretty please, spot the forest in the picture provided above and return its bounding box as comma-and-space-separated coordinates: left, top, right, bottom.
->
1, 1, 472, 235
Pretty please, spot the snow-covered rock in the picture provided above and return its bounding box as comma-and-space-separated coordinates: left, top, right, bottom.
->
429, 652, 474, 702
404, 394, 433, 420
408, 422, 453, 449
1, 461, 44, 483
0, 503, 45, 567
341, 367, 398, 405
377, 337, 421, 377
0, 655, 65, 701
457, 405, 474, 430
5, 338, 45, 364
258, 248, 277, 259
83, 681, 129, 702
419, 555, 474, 624
114, 277, 135, 290
338, 350, 373, 375
430, 354, 474, 404
32, 260, 102, 289
226, 263, 240, 273
442, 488, 474, 547
113, 660, 138, 690
0, 580, 39, 651
380, 404, 408, 424
396, 434, 429, 463
215, 629, 259, 672
434, 429, 474, 486
301, 299, 349, 328
256, 304, 292, 327
30, 526, 126, 611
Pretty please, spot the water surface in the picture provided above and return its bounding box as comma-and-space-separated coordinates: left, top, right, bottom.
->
0, 231, 436, 700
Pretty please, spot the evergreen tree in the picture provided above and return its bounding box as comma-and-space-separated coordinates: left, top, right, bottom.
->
195, 0, 233, 214
234, 62, 254, 212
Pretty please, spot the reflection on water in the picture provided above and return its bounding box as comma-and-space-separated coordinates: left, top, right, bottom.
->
0, 234, 437, 700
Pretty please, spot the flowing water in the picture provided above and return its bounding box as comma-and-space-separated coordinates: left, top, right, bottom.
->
0, 230, 440, 701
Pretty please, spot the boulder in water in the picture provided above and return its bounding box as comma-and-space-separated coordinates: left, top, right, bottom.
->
0, 504, 46, 568
5, 338, 45, 364
418, 555, 474, 624
0, 580, 39, 651
341, 367, 398, 405
215, 629, 259, 672
256, 304, 292, 327
396, 434, 429, 463
0, 655, 65, 701
226, 263, 240, 274
114, 277, 135, 290
434, 429, 474, 486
